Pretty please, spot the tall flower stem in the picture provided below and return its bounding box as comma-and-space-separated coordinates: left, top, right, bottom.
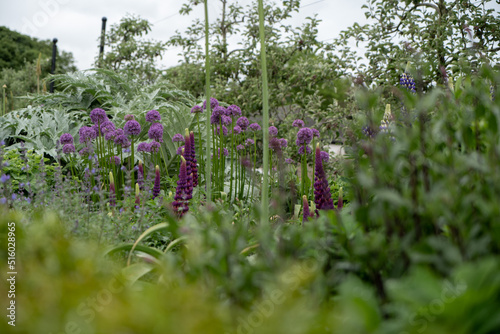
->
251, 133, 257, 198
204, 0, 212, 202
310, 137, 316, 201
197, 113, 204, 183
258, 0, 270, 224
229, 120, 235, 201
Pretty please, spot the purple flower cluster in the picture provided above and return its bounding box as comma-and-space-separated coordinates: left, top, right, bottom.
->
222, 115, 232, 125
400, 72, 416, 93
110, 156, 120, 165
296, 127, 313, 145
203, 97, 219, 110
245, 138, 254, 146
226, 105, 242, 117
298, 146, 312, 155
191, 105, 203, 113
172, 157, 190, 217
280, 138, 288, 148
269, 126, 278, 137
236, 117, 249, 130
137, 142, 150, 152
172, 133, 184, 143
314, 144, 334, 213
232, 126, 242, 135
150, 140, 161, 153
100, 121, 116, 135
285, 158, 294, 164
79, 126, 97, 143
236, 144, 245, 151
152, 165, 161, 199
114, 135, 131, 148
176, 145, 185, 155
302, 195, 311, 224
60, 133, 74, 145
292, 119, 304, 128
124, 120, 141, 136
249, 123, 261, 131
311, 128, 320, 138
189, 131, 198, 188
90, 108, 108, 125
214, 125, 228, 136
145, 109, 161, 123
269, 137, 282, 152
182, 131, 193, 202
211, 106, 226, 124
124, 114, 135, 121
148, 123, 164, 142
62, 144, 75, 154
320, 151, 329, 162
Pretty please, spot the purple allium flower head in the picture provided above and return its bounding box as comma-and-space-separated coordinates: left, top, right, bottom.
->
114, 128, 124, 137
236, 117, 249, 130
400, 72, 416, 93
210, 106, 226, 124
79, 147, 92, 156
124, 120, 141, 136
172, 157, 190, 217
91, 124, 101, 137
285, 158, 294, 164
114, 135, 131, 148
176, 145, 185, 155
90, 108, 108, 125
280, 138, 288, 148
0, 174, 10, 183
216, 148, 229, 157
222, 115, 232, 125
152, 165, 161, 199
296, 127, 313, 145
292, 119, 305, 128
311, 128, 320, 138
110, 156, 120, 165
314, 144, 334, 213
145, 109, 161, 123
148, 123, 164, 142
236, 144, 245, 151
270, 137, 282, 151
62, 144, 75, 154
124, 114, 135, 121
79, 126, 97, 143
214, 125, 228, 136
137, 142, 150, 152
60, 133, 74, 145
232, 125, 242, 135
269, 126, 278, 137
298, 146, 312, 155
249, 123, 261, 131
227, 105, 242, 117
203, 97, 219, 110
320, 151, 329, 162
100, 120, 116, 135
245, 138, 254, 146
172, 133, 185, 143
241, 157, 252, 168
150, 140, 161, 153
191, 105, 203, 113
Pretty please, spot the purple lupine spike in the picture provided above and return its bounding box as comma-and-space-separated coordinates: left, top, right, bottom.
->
152, 165, 161, 199
302, 195, 311, 224
183, 129, 193, 200
172, 156, 190, 217
400, 72, 416, 93
138, 160, 144, 189
190, 131, 198, 188
109, 172, 116, 207
314, 143, 334, 214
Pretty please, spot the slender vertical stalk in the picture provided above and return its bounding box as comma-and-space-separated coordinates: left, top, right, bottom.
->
204, 0, 212, 202
197, 113, 204, 183
258, 0, 270, 224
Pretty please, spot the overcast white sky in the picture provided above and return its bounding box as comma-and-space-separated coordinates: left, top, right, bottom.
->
0, 0, 369, 70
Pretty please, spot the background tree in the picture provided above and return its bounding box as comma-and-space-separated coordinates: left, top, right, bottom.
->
98, 15, 167, 84
0, 26, 77, 112
164, 0, 356, 140
335, 0, 500, 89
